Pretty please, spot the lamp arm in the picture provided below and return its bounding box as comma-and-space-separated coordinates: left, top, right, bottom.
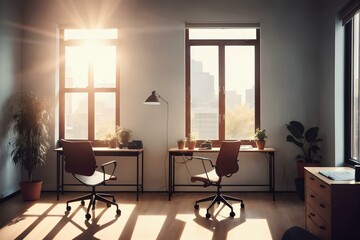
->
157, 95, 169, 105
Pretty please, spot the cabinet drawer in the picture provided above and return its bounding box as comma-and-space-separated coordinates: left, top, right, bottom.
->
306, 188, 330, 222
306, 204, 331, 240
305, 171, 331, 203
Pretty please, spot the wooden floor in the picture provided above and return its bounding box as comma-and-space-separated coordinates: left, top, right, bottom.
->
0, 192, 304, 240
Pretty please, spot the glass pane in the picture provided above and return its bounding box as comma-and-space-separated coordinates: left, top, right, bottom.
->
95, 93, 116, 140
65, 93, 88, 139
93, 46, 116, 88
225, 46, 255, 140
65, 46, 88, 88
189, 28, 256, 40
190, 46, 219, 139
352, 13, 359, 160
64, 29, 118, 40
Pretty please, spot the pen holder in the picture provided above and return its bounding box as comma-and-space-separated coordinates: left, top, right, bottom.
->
355, 165, 360, 182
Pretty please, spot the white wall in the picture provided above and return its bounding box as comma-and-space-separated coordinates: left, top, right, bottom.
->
0, 0, 22, 199
14, 0, 346, 193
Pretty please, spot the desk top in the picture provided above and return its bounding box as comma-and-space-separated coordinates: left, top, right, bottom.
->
54, 147, 144, 156
168, 147, 275, 153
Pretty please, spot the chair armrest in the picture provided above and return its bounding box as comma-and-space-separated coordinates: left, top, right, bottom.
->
101, 160, 117, 182
190, 156, 215, 184
191, 156, 215, 168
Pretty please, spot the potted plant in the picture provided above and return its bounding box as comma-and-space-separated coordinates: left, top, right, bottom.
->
186, 133, 197, 150
8, 92, 51, 201
254, 128, 267, 150
116, 126, 132, 148
105, 133, 119, 148
286, 121, 322, 201
285, 121, 322, 178
177, 139, 185, 149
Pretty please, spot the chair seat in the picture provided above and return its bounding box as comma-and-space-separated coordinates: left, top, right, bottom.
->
191, 169, 220, 185
75, 170, 116, 186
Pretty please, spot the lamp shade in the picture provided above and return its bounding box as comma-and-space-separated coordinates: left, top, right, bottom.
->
144, 91, 160, 105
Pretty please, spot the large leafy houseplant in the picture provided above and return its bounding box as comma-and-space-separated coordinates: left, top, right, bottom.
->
8, 93, 51, 200
285, 121, 322, 163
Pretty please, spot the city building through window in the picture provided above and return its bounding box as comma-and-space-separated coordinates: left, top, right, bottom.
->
185, 26, 260, 146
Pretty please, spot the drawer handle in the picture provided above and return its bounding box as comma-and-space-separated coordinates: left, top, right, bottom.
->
319, 184, 326, 189
308, 215, 327, 230
310, 212, 315, 217
310, 194, 315, 198
310, 177, 315, 181
319, 203, 326, 208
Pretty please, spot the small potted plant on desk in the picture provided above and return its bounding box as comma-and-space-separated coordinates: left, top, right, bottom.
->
254, 128, 267, 150
177, 139, 185, 149
117, 126, 132, 148
105, 133, 119, 148
186, 133, 197, 150
285, 120, 322, 200
8, 92, 51, 201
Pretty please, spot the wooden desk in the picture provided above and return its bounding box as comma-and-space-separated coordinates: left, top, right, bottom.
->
54, 147, 144, 201
168, 147, 276, 201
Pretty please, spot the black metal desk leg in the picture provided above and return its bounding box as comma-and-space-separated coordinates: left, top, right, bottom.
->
136, 154, 139, 201
168, 153, 172, 201
57, 152, 60, 200
271, 152, 275, 201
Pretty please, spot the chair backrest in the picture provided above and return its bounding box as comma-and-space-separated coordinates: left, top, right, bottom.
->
61, 140, 97, 176
215, 141, 241, 177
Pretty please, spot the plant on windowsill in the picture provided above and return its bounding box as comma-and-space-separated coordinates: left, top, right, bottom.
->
254, 128, 267, 150
186, 133, 197, 150
8, 92, 51, 201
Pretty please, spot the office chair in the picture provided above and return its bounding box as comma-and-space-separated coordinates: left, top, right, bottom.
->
191, 141, 244, 218
61, 140, 121, 220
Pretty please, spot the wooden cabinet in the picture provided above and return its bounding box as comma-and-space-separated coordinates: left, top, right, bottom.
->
305, 167, 360, 240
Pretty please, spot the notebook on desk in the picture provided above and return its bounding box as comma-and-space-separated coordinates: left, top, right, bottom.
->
319, 169, 355, 181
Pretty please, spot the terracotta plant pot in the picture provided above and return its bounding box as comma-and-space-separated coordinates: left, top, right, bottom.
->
187, 141, 196, 150
296, 161, 321, 178
19, 180, 42, 201
256, 140, 266, 150
177, 141, 185, 149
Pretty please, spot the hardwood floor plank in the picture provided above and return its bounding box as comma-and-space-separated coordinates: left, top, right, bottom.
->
0, 192, 304, 240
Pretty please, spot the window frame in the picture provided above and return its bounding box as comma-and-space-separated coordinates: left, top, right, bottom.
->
185, 28, 260, 147
345, 15, 360, 166
59, 28, 120, 146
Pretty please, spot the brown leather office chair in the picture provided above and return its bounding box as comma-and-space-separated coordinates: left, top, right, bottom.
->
61, 140, 121, 220
191, 141, 244, 218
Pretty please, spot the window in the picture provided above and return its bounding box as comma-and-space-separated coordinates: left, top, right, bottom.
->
59, 28, 120, 145
342, 0, 360, 166
185, 27, 260, 146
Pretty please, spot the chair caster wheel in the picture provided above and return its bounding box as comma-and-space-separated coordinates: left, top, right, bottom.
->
230, 212, 235, 217
81, 200, 85, 205
107, 203, 111, 208
194, 204, 199, 210
241, 203, 245, 208
205, 213, 211, 219
116, 209, 121, 215
85, 213, 91, 220
66, 206, 71, 211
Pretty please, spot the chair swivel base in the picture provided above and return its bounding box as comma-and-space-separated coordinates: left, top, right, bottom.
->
194, 193, 244, 219
66, 192, 121, 220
